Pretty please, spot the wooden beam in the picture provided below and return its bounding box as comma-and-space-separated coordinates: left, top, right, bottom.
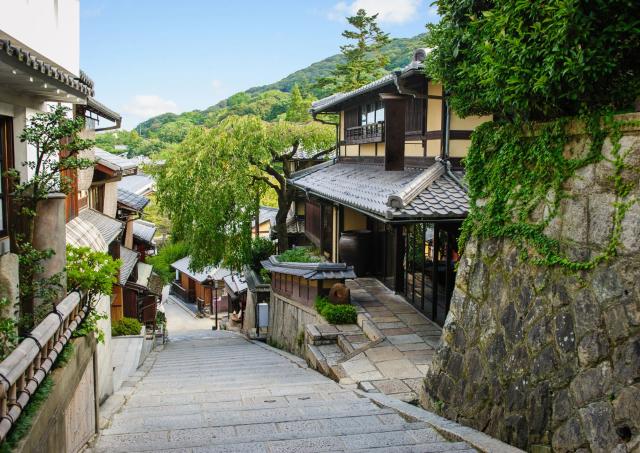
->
381, 94, 408, 171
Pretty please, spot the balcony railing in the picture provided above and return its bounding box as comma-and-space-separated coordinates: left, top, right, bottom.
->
345, 122, 385, 145
0, 292, 88, 443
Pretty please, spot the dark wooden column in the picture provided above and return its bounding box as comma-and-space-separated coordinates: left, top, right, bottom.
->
381, 94, 408, 171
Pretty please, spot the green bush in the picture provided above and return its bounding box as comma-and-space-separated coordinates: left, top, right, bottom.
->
112, 317, 143, 337
315, 297, 357, 325
147, 241, 189, 283
251, 237, 275, 271
278, 247, 321, 263
426, 0, 640, 120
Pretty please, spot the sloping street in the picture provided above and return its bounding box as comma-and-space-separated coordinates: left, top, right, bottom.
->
88, 299, 477, 453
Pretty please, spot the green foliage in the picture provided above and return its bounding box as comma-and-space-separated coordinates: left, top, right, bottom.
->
155, 116, 333, 272
315, 297, 357, 325
0, 376, 53, 453
316, 9, 390, 93
461, 113, 639, 270
426, 0, 640, 120
259, 268, 271, 284
285, 84, 313, 123
277, 247, 322, 263
112, 317, 143, 337
156, 311, 167, 329
66, 245, 121, 301
73, 311, 108, 343
95, 130, 167, 158
251, 237, 275, 271
0, 298, 18, 361
147, 241, 189, 284
53, 342, 75, 369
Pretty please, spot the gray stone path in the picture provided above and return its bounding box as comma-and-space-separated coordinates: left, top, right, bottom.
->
88, 299, 476, 453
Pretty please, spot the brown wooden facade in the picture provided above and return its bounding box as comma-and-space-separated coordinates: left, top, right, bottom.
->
271, 272, 344, 309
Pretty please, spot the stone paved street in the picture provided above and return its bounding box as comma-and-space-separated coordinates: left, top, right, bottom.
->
88, 298, 477, 453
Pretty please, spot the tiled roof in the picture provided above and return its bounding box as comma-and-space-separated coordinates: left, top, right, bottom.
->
170, 256, 231, 284
87, 97, 121, 124
223, 274, 248, 296
0, 39, 94, 97
133, 220, 156, 244
95, 148, 138, 172
290, 161, 468, 220
258, 207, 278, 226
261, 256, 356, 280
118, 188, 149, 212
119, 246, 139, 285
77, 209, 124, 245
66, 215, 108, 252
286, 217, 305, 234
118, 174, 155, 196
311, 73, 397, 113
135, 262, 153, 288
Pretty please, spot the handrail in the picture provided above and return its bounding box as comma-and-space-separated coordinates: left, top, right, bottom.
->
0, 292, 88, 443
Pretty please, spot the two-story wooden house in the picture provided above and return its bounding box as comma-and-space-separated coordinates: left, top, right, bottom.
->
290, 49, 491, 325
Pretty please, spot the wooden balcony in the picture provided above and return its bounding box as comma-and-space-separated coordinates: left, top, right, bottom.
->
345, 122, 385, 145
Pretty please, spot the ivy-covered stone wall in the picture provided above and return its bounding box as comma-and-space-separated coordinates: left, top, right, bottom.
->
421, 116, 640, 452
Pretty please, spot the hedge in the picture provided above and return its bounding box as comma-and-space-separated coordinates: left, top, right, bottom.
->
315, 297, 357, 325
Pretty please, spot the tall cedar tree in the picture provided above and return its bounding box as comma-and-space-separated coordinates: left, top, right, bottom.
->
316, 9, 390, 93
285, 84, 312, 122
153, 116, 334, 272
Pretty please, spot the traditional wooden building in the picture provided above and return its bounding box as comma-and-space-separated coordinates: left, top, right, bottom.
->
170, 256, 231, 314
290, 49, 492, 325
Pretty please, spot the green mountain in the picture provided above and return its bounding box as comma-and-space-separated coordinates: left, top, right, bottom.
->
133, 34, 426, 138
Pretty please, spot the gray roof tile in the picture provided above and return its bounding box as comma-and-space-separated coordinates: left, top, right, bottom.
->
118, 174, 155, 196
119, 246, 139, 285
118, 188, 149, 212
78, 209, 124, 245
290, 162, 468, 220
133, 220, 156, 244
170, 256, 231, 284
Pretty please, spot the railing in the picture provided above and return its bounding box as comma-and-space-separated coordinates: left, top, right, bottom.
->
345, 122, 385, 144
0, 292, 88, 443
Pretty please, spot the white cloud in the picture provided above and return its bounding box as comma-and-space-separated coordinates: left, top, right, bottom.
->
122, 95, 178, 120
329, 0, 423, 24
211, 79, 223, 91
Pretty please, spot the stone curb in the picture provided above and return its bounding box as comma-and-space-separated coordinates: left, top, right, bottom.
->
353, 390, 525, 453
251, 340, 309, 369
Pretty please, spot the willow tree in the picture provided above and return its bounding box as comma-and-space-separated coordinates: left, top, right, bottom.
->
154, 116, 334, 271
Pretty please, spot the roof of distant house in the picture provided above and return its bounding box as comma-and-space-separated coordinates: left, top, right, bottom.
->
223, 273, 248, 296
94, 148, 138, 173
170, 256, 231, 284
73, 209, 124, 246
290, 160, 468, 221
117, 187, 149, 212
133, 220, 157, 244
119, 246, 139, 285
118, 174, 155, 196
258, 206, 278, 226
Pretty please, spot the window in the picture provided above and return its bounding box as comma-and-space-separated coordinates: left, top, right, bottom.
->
0, 117, 14, 237
360, 101, 384, 125
405, 97, 425, 137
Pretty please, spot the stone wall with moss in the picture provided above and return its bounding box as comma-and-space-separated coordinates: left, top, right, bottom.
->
420, 115, 640, 452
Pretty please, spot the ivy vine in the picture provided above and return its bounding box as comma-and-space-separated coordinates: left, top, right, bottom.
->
460, 111, 639, 271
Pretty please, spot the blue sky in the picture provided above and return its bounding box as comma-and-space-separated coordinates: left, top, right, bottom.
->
80, 0, 437, 129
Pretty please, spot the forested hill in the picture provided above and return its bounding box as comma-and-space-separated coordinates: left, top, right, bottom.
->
133, 33, 426, 140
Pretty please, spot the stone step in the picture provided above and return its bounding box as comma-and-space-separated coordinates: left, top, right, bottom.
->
94, 420, 450, 452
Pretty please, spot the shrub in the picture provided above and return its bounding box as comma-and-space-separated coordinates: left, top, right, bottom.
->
251, 237, 275, 271
426, 0, 640, 120
278, 247, 321, 263
147, 241, 189, 283
315, 296, 357, 325
112, 317, 143, 337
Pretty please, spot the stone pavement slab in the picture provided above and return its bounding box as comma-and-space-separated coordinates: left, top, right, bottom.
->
87, 301, 475, 453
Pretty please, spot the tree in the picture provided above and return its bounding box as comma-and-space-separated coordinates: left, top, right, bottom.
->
153, 116, 334, 271
316, 9, 391, 93
425, 0, 640, 120
285, 84, 312, 122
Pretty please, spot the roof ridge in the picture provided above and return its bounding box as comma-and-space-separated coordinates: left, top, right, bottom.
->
386, 162, 445, 210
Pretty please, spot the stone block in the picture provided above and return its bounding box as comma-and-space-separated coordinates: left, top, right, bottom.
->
604, 304, 631, 341
371, 379, 411, 394
560, 198, 589, 244
552, 416, 585, 452
587, 193, 616, 245
554, 311, 576, 354
612, 338, 640, 386
570, 361, 613, 407
620, 201, 640, 254
375, 359, 423, 379
577, 331, 610, 366
579, 402, 620, 453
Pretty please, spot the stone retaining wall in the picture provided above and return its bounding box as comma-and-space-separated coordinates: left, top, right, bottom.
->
421, 116, 640, 452
268, 292, 323, 357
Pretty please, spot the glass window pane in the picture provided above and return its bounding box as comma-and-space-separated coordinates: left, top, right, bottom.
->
366, 103, 375, 124
375, 101, 385, 122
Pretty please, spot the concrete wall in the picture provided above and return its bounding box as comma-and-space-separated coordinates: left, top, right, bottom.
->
0, 0, 80, 75
95, 293, 114, 402
421, 115, 640, 452
268, 292, 322, 357
15, 335, 97, 453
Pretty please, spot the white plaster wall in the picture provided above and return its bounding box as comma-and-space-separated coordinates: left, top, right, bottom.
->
103, 181, 118, 218
95, 293, 114, 402
0, 0, 80, 75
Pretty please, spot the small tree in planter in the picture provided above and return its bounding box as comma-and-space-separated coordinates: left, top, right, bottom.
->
66, 245, 121, 343
7, 106, 94, 330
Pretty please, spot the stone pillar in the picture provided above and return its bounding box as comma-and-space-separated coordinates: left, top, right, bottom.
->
32, 192, 67, 304
0, 253, 19, 324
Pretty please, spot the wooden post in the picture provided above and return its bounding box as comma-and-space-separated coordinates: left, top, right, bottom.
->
381, 94, 408, 171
